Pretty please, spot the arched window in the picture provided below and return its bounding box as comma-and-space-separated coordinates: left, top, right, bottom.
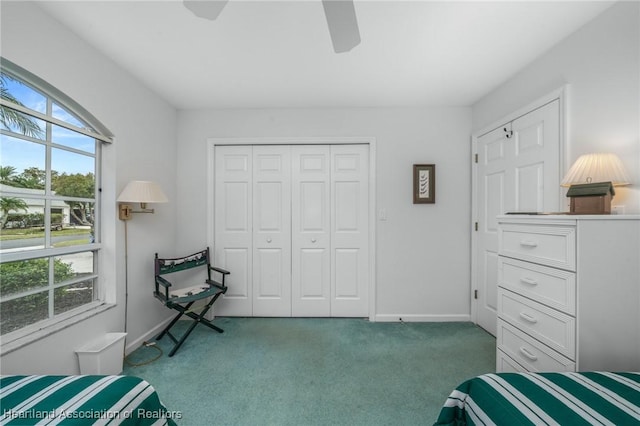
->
0, 58, 113, 338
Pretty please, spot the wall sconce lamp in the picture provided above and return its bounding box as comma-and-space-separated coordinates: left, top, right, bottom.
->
561, 153, 631, 214
117, 180, 168, 350
117, 180, 168, 220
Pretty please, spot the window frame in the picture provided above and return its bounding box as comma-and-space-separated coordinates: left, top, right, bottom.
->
0, 58, 115, 353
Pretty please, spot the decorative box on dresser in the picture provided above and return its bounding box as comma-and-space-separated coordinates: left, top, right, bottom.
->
496, 214, 640, 373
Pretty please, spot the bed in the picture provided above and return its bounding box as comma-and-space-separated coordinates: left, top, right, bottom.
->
0, 375, 178, 425
434, 371, 640, 425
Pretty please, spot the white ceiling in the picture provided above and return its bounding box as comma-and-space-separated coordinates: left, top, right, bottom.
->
36, 0, 614, 110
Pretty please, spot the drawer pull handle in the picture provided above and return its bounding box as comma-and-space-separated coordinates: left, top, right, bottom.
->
520, 277, 538, 286
519, 347, 538, 361
519, 312, 538, 324
520, 240, 538, 248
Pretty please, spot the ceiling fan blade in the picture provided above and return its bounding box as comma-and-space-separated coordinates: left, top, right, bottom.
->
183, 0, 229, 21
322, 0, 361, 53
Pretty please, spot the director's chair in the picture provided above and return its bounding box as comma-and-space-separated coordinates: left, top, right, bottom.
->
154, 247, 230, 357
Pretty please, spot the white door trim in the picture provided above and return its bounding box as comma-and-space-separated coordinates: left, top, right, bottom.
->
207, 136, 377, 320
470, 86, 569, 326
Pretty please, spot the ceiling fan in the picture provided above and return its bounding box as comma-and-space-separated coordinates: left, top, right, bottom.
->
183, 0, 361, 53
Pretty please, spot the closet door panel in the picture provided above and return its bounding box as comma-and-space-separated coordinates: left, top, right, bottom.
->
221, 248, 250, 298
292, 146, 331, 316
299, 249, 326, 297
334, 248, 359, 297
214, 146, 253, 316
331, 145, 369, 317
253, 146, 292, 316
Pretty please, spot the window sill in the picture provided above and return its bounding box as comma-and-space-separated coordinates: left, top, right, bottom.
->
0, 302, 116, 356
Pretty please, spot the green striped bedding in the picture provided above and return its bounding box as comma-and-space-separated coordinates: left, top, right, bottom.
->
0, 375, 178, 425
434, 372, 640, 425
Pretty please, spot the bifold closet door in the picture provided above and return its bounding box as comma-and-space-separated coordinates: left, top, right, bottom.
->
214, 145, 253, 316
290, 144, 370, 317
214, 145, 292, 317
215, 143, 369, 318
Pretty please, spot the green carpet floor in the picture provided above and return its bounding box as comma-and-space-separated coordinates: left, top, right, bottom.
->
124, 318, 495, 426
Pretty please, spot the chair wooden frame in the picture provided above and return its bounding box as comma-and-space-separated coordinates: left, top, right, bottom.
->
154, 247, 230, 357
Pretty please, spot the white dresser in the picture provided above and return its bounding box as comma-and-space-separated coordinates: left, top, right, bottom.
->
496, 215, 640, 373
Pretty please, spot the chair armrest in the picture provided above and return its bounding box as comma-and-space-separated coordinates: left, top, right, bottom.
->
156, 275, 173, 288
155, 275, 173, 301
206, 279, 227, 293
208, 266, 230, 290
209, 266, 230, 275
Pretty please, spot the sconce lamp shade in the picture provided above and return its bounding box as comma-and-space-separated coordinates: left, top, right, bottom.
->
117, 181, 168, 204
561, 153, 631, 187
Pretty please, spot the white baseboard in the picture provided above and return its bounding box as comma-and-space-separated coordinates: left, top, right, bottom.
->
124, 317, 173, 355
128, 314, 473, 353
374, 314, 471, 323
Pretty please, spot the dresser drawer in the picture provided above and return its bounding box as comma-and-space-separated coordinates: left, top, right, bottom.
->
498, 289, 575, 359
497, 319, 575, 372
499, 257, 576, 315
498, 223, 576, 271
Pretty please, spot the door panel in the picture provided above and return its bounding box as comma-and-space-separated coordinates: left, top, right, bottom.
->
477, 126, 507, 333
300, 182, 326, 230
334, 182, 359, 230
516, 162, 544, 212
513, 101, 560, 212
334, 248, 359, 297
292, 146, 331, 316
475, 100, 560, 335
485, 171, 505, 233
254, 248, 284, 296
221, 248, 250, 298
252, 146, 291, 316
299, 249, 326, 297
223, 182, 250, 231
214, 146, 253, 316
331, 145, 369, 317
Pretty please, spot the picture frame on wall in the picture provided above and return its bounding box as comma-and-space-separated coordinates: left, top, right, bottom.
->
413, 164, 435, 204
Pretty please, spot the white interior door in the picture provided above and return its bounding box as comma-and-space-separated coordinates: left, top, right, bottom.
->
292, 146, 331, 316
214, 145, 253, 316
475, 100, 561, 335
331, 144, 369, 317
252, 146, 292, 316
214, 142, 370, 318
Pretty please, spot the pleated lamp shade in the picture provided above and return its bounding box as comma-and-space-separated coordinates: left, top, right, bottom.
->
561, 153, 631, 187
117, 181, 168, 203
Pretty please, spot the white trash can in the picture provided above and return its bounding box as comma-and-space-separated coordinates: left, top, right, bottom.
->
75, 332, 127, 375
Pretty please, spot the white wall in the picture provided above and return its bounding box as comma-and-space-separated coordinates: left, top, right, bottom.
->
176, 108, 472, 320
0, 2, 178, 374
472, 1, 640, 213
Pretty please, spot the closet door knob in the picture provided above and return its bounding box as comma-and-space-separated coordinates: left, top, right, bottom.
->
266, 238, 272, 243
311, 238, 317, 243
